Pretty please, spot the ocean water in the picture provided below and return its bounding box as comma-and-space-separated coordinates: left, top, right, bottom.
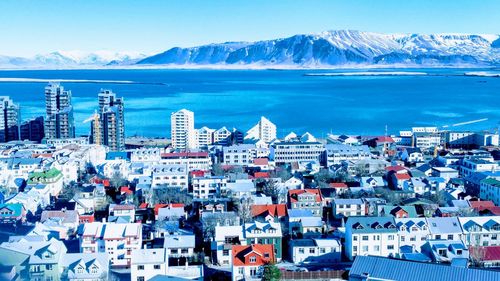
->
0, 68, 499, 138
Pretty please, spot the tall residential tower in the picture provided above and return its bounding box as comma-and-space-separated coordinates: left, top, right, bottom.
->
171, 109, 196, 150
44, 83, 75, 139
0, 96, 20, 142
93, 89, 125, 151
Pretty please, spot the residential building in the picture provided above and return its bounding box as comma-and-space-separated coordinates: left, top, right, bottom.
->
421, 240, 469, 263
223, 144, 269, 166
332, 199, 366, 218
0, 96, 20, 142
395, 218, 430, 251
231, 244, 275, 281
191, 176, 226, 199
194, 126, 215, 148
426, 217, 463, 241
212, 225, 245, 266
0, 203, 26, 224
79, 222, 142, 268
244, 221, 282, 261
44, 82, 75, 139
131, 248, 167, 281
480, 178, 500, 205
61, 252, 109, 281
164, 232, 196, 258
171, 109, 196, 150
151, 164, 188, 188
93, 89, 125, 151
400, 147, 424, 163
244, 116, 276, 143
289, 238, 341, 264
272, 141, 325, 164
287, 189, 323, 217
160, 151, 211, 171
323, 144, 371, 166
213, 126, 232, 145
460, 158, 499, 177
20, 116, 45, 143
459, 216, 500, 247
345, 217, 399, 261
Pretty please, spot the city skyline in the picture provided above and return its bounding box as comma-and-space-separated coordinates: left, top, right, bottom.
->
1, 0, 499, 56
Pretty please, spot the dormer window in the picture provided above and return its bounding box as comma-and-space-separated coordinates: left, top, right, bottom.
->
250, 256, 256, 263
264, 252, 270, 258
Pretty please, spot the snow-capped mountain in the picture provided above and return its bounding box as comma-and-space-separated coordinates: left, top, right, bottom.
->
137, 30, 500, 67
0, 51, 147, 69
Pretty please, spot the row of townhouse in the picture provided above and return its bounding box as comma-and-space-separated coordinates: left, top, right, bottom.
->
345, 216, 500, 261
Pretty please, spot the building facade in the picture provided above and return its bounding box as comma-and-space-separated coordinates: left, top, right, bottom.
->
45, 82, 75, 139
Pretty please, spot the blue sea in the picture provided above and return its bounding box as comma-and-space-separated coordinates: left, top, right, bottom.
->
0, 68, 499, 138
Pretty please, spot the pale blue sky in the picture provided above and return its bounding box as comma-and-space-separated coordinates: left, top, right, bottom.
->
0, 0, 498, 56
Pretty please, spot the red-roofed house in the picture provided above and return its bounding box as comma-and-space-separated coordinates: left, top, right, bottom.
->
253, 172, 270, 179
288, 189, 323, 216
330, 182, 348, 195
391, 172, 412, 189
470, 246, 500, 267
470, 201, 500, 216
154, 203, 185, 218
251, 204, 287, 222
120, 186, 133, 196
232, 244, 275, 281
251, 158, 270, 171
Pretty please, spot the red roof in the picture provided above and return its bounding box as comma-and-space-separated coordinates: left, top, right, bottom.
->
161, 152, 208, 158
154, 203, 185, 216
120, 186, 133, 195
375, 136, 395, 143
288, 188, 323, 203
329, 183, 348, 188
191, 170, 206, 178
232, 244, 275, 266
254, 158, 269, 166
385, 165, 408, 172
254, 172, 270, 179
475, 206, 500, 216
470, 246, 500, 261
469, 200, 496, 209
395, 173, 411, 180
251, 204, 287, 218
139, 203, 149, 209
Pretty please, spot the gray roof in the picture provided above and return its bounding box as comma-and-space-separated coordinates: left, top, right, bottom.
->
346, 217, 397, 234
350, 256, 500, 281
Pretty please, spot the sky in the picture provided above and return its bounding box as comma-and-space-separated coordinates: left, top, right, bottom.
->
0, 0, 499, 56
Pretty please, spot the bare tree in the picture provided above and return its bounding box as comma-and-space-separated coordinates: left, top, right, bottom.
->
469, 246, 486, 267
152, 186, 193, 205
237, 197, 253, 223
110, 172, 127, 188
262, 180, 280, 203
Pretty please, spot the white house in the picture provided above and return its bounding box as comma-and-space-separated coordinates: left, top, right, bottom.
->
131, 248, 168, 281
289, 238, 341, 264
191, 176, 226, 199
395, 218, 430, 252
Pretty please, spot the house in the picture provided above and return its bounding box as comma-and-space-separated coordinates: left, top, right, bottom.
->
0, 203, 26, 224
61, 252, 109, 281
231, 244, 275, 281
345, 217, 399, 261
108, 204, 136, 223
79, 222, 142, 268
0, 236, 67, 281
329, 182, 348, 195
211, 225, 245, 266
403, 177, 429, 195
287, 189, 323, 217
421, 240, 469, 263
378, 205, 418, 218
431, 167, 459, 182
391, 172, 412, 189
40, 209, 79, 238
244, 221, 282, 261
426, 217, 463, 241
28, 168, 64, 197
289, 238, 341, 264
164, 232, 196, 258
459, 216, 500, 247
360, 176, 386, 189
131, 248, 168, 281
332, 199, 366, 219
225, 179, 256, 198
151, 164, 188, 189
459, 158, 499, 178
401, 148, 424, 163
349, 255, 500, 281
251, 204, 287, 222
154, 203, 185, 221
395, 218, 430, 252
470, 246, 500, 267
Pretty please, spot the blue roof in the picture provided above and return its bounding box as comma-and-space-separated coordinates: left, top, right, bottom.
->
106, 151, 131, 160
402, 253, 432, 262
350, 256, 500, 281
287, 209, 314, 218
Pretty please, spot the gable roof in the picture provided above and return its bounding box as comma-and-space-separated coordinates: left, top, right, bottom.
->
251, 204, 287, 218
288, 189, 322, 203
232, 244, 275, 266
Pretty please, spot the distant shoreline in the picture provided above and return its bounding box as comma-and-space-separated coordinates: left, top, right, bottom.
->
0, 78, 166, 85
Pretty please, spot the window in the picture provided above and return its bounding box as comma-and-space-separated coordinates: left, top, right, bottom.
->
401, 236, 405, 242
447, 235, 453, 240
45, 264, 53, 270
238, 268, 244, 274
387, 245, 394, 250
138, 265, 144, 270
309, 248, 315, 254
388, 235, 394, 241
435, 235, 441, 240
362, 246, 369, 252
223, 250, 229, 256
137, 277, 145, 281
353, 246, 358, 252
250, 268, 257, 276
362, 236, 369, 241
457, 250, 463, 255
320, 248, 326, 254
264, 252, 270, 258
154, 265, 161, 270
299, 248, 304, 254
353, 236, 358, 241
410, 236, 416, 242
250, 256, 256, 263
374, 245, 380, 251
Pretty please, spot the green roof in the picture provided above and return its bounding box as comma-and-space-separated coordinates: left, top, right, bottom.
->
0, 203, 24, 217
481, 178, 500, 187
28, 168, 62, 183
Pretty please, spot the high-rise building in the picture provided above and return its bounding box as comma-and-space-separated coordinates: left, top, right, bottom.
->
244, 116, 277, 143
0, 96, 20, 142
93, 89, 125, 151
44, 82, 75, 139
20, 116, 45, 143
171, 109, 196, 150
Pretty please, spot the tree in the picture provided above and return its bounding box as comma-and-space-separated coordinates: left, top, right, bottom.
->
262, 180, 281, 203
262, 264, 281, 281
110, 172, 127, 188
212, 163, 224, 176
152, 186, 193, 205
236, 197, 253, 223
469, 246, 486, 267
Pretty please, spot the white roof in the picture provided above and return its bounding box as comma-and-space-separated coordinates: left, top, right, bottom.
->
131, 248, 166, 265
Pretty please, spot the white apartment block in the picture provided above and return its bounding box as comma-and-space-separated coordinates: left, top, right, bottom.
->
272, 141, 325, 164
131, 147, 162, 163
195, 126, 215, 148
223, 144, 269, 166
80, 222, 142, 268
289, 238, 341, 264
460, 158, 499, 177
332, 199, 366, 218
151, 164, 188, 188
324, 144, 371, 166
213, 126, 232, 145
395, 218, 430, 251
171, 109, 196, 150
191, 176, 227, 199
345, 217, 399, 261
160, 152, 212, 171
459, 216, 500, 247
245, 116, 277, 143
